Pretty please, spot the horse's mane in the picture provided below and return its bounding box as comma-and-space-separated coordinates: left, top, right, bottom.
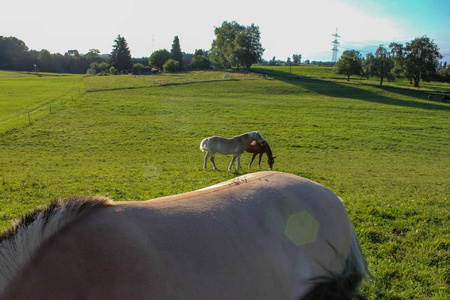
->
263, 142, 273, 158
0, 196, 112, 295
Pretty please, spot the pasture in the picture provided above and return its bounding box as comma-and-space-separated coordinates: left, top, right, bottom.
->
0, 69, 449, 299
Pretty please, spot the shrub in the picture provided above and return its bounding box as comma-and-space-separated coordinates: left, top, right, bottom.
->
163, 59, 180, 73
132, 63, 145, 75
190, 55, 210, 70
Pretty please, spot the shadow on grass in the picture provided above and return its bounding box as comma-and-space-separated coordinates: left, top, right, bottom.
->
259, 70, 450, 111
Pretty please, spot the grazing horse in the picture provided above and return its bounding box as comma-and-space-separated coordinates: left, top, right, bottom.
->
0, 172, 370, 300
246, 140, 276, 170
200, 131, 266, 170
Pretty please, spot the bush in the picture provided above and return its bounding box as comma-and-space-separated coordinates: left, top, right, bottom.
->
163, 59, 180, 73
435, 67, 450, 83
189, 55, 210, 70
132, 63, 145, 75
87, 62, 110, 75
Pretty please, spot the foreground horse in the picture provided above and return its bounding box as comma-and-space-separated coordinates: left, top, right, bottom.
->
246, 140, 275, 170
200, 131, 266, 170
0, 172, 369, 300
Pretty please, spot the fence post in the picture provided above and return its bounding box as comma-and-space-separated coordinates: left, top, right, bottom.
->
28, 112, 31, 124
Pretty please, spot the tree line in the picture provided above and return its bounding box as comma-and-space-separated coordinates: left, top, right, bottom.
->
1, 23, 448, 84
0, 36, 106, 74
335, 36, 449, 86
0, 21, 264, 75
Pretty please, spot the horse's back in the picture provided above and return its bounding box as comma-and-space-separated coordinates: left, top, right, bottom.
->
2, 172, 366, 299
245, 140, 262, 153
201, 135, 238, 154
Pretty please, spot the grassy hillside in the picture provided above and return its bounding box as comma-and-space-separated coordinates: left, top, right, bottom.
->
251, 65, 450, 93
0, 70, 448, 299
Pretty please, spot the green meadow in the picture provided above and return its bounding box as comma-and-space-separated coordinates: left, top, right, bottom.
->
0, 68, 448, 299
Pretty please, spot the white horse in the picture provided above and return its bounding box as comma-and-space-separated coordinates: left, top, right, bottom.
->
200, 131, 266, 170
0, 172, 370, 299
223, 74, 230, 79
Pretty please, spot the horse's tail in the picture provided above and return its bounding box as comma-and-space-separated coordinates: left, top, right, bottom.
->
200, 138, 209, 152
301, 226, 371, 300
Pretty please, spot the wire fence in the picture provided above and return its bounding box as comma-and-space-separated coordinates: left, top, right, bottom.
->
0, 89, 84, 134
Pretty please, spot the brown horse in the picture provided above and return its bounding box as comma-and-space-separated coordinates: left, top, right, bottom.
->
0, 172, 369, 300
246, 140, 275, 170
200, 131, 266, 170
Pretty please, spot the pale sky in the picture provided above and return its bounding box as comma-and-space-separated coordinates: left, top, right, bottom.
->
2, 0, 449, 62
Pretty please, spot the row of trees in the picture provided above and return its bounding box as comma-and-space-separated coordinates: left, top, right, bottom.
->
0, 36, 107, 73
335, 36, 447, 86
144, 21, 265, 73
0, 21, 265, 75
2, 27, 448, 84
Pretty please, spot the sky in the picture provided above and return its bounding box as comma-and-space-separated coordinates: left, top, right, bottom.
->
1, 0, 449, 63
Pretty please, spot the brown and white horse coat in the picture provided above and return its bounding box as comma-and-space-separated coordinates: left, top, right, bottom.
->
0, 172, 369, 299
200, 131, 266, 170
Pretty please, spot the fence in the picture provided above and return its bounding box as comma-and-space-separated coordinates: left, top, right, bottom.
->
0, 90, 84, 133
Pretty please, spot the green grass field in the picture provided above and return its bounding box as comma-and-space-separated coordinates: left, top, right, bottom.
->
0, 68, 449, 299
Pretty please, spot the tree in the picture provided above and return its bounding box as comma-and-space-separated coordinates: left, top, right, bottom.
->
38, 49, 54, 72
405, 36, 442, 87
170, 36, 183, 70
163, 59, 180, 73
390, 37, 442, 87
110, 35, 133, 72
233, 24, 264, 70
293, 54, 302, 65
149, 49, 171, 71
210, 21, 242, 69
388, 42, 405, 78
0, 36, 34, 71
190, 49, 210, 70
335, 50, 363, 81
210, 21, 264, 70
364, 46, 394, 86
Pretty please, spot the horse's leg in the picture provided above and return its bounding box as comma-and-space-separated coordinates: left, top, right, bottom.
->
257, 153, 263, 169
248, 153, 257, 168
211, 154, 219, 170
203, 152, 210, 169
236, 155, 241, 170
228, 156, 236, 171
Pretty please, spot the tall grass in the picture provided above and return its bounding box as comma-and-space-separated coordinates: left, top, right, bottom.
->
0, 70, 448, 299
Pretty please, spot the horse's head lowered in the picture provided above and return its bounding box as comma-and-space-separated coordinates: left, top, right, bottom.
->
262, 142, 275, 170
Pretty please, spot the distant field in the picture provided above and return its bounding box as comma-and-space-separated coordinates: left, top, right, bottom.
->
0, 70, 448, 299
252, 65, 450, 93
